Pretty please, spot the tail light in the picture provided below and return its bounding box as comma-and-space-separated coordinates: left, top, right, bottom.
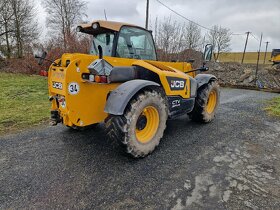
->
95, 75, 108, 83
58, 97, 65, 103
81, 73, 108, 83
95, 75, 101, 83
100, 76, 108, 83
58, 96, 66, 108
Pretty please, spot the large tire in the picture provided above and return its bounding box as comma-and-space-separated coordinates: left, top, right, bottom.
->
105, 89, 168, 158
189, 80, 219, 123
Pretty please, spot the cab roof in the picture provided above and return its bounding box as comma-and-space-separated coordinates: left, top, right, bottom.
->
77, 20, 138, 35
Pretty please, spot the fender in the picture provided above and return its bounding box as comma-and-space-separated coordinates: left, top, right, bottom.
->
104, 79, 160, 115
195, 74, 217, 88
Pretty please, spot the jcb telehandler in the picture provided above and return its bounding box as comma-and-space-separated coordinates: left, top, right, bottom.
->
35, 20, 219, 158
271, 49, 280, 67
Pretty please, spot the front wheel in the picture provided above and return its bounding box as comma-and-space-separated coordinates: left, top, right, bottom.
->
189, 80, 220, 123
105, 89, 168, 158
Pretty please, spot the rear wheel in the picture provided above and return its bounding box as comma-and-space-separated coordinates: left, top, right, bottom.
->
189, 80, 219, 123
105, 89, 168, 158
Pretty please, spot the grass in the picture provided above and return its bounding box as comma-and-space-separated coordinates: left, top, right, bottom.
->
0, 73, 49, 134
265, 97, 280, 117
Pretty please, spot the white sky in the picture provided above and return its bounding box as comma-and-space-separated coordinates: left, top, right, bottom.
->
35, 0, 280, 52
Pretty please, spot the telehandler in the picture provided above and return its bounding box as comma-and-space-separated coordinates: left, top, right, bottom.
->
271, 49, 280, 67
35, 20, 219, 158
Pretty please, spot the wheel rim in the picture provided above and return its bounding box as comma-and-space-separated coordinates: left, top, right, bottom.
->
206, 90, 217, 114
135, 106, 160, 143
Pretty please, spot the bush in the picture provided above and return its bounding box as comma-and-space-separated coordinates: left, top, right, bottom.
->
0, 56, 41, 75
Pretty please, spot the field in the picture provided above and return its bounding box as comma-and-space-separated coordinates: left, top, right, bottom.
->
217, 52, 272, 64
0, 73, 49, 134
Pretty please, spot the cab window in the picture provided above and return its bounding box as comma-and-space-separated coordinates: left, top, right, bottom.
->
90, 33, 115, 56
116, 26, 156, 60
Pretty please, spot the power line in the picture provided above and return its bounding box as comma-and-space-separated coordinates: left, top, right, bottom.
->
155, 0, 213, 31
232, 33, 246, 36
155, 0, 250, 36
250, 33, 260, 41
154, 0, 271, 54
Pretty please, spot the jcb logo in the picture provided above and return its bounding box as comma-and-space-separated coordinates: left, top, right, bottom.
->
167, 77, 186, 91
52, 81, 63, 90
171, 80, 185, 88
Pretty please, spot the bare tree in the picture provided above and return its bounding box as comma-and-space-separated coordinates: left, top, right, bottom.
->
0, 0, 14, 58
207, 25, 231, 61
10, 0, 39, 58
183, 22, 201, 50
44, 0, 87, 49
156, 17, 184, 61
0, 0, 39, 58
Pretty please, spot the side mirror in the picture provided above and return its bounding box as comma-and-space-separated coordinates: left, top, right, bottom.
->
203, 44, 213, 62
34, 50, 47, 65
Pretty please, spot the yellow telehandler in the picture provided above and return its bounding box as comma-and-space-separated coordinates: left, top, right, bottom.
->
35, 20, 219, 158
271, 49, 280, 67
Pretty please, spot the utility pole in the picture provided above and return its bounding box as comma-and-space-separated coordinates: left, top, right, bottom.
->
154, 16, 158, 44
241, 31, 250, 64
145, 0, 149, 29
263, 41, 269, 64
201, 35, 205, 52
255, 33, 263, 81
104, 9, 107, 20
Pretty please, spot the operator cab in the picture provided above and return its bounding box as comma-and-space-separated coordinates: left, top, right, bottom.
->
77, 20, 157, 60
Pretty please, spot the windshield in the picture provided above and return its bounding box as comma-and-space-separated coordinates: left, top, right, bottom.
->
89, 33, 115, 56
116, 26, 157, 60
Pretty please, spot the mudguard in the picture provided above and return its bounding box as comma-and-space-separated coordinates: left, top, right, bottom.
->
104, 79, 160, 115
195, 74, 217, 88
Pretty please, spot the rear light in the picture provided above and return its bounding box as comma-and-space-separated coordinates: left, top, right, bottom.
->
95, 75, 101, 83
94, 75, 108, 83
58, 96, 66, 108
100, 76, 108, 83
58, 97, 65, 103
81, 73, 108, 83
89, 74, 94, 82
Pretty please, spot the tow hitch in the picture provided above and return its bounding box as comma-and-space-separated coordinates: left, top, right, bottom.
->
50, 110, 61, 126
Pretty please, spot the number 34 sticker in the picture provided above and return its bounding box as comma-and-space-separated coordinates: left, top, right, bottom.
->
68, 82, 80, 95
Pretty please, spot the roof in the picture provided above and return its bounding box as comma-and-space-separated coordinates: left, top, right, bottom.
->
78, 20, 138, 34
272, 49, 280, 56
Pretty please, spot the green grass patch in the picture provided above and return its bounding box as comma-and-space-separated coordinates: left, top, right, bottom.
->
0, 73, 49, 134
265, 96, 280, 117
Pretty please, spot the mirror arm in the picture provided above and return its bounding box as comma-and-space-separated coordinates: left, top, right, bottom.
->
185, 66, 209, 73
35, 56, 58, 66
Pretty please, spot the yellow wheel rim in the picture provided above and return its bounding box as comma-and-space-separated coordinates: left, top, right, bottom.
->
206, 90, 217, 114
135, 106, 160, 143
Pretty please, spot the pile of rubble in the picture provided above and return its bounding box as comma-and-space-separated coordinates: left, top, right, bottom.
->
207, 62, 280, 90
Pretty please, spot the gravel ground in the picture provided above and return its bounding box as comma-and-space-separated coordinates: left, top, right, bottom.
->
0, 88, 279, 210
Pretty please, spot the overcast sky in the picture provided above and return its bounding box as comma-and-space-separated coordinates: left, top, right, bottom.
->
36, 0, 280, 52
